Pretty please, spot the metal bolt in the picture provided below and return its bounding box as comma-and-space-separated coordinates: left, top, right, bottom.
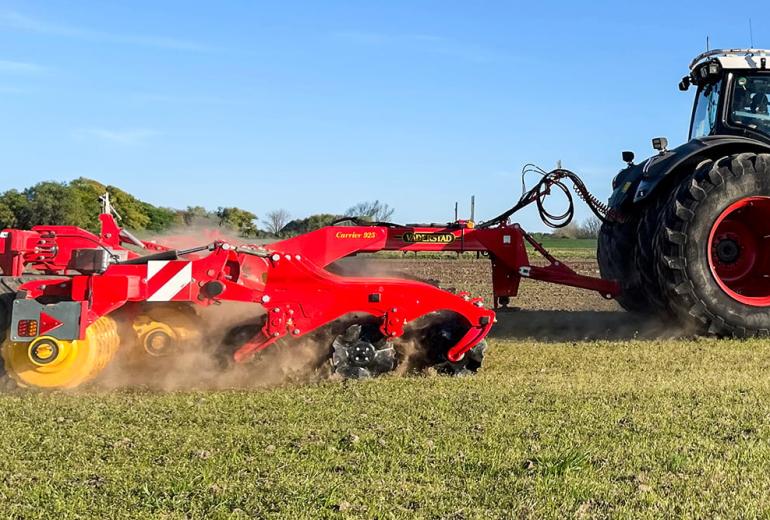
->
285, 255, 291, 260
261, 295, 271, 303
273, 332, 280, 337
295, 255, 301, 261
271, 254, 281, 262
391, 308, 398, 313
390, 332, 397, 337
273, 308, 280, 313
293, 329, 300, 335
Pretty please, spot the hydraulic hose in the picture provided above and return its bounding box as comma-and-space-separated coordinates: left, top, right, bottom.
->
479, 164, 610, 229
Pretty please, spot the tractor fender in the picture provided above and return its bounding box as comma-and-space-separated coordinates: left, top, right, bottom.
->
609, 136, 770, 210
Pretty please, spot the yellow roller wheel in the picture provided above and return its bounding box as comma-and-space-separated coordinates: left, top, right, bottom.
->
132, 306, 202, 357
1, 316, 120, 389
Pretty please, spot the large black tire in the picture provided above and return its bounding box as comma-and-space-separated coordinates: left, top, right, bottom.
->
597, 219, 654, 313
655, 153, 770, 336
635, 189, 682, 317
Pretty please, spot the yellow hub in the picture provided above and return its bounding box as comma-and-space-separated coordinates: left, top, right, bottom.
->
132, 306, 202, 357
28, 339, 65, 367
1, 316, 120, 389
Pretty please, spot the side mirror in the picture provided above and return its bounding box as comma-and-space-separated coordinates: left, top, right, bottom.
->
652, 137, 668, 153
622, 151, 635, 165
678, 76, 691, 91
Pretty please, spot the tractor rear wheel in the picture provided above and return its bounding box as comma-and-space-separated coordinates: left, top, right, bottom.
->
655, 153, 770, 335
598, 220, 654, 313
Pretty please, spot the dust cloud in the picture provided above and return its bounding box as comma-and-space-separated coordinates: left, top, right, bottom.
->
82, 248, 684, 391
95, 302, 333, 391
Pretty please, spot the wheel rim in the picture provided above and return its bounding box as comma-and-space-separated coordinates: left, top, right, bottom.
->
708, 196, 770, 306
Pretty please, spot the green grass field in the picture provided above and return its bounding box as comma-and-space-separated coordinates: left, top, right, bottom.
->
3, 335, 770, 518
530, 237, 597, 250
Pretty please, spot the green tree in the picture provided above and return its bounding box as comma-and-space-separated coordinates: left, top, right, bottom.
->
69, 178, 107, 232
0, 190, 29, 229
282, 214, 339, 235
19, 182, 88, 229
69, 178, 179, 233
216, 207, 259, 237
142, 203, 178, 231
179, 206, 213, 226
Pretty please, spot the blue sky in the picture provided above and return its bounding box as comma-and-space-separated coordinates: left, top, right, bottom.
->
0, 1, 764, 230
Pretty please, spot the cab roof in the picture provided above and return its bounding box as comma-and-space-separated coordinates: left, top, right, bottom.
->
690, 48, 770, 71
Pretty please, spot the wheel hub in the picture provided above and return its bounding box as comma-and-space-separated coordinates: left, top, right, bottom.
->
144, 330, 174, 356
350, 341, 376, 367
331, 323, 397, 378
714, 237, 741, 264
28, 338, 61, 366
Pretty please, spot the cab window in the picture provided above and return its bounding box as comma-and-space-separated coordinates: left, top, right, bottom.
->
690, 80, 722, 139
729, 74, 770, 138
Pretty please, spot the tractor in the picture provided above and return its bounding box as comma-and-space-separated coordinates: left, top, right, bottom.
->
599, 48, 770, 335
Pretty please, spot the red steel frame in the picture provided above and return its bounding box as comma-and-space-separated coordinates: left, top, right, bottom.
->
0, 214, 619, 363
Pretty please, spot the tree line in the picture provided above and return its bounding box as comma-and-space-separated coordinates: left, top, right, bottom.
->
0, 178, 395, 238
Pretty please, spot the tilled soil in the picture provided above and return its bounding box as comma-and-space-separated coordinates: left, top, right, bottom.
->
341, 257, 617, 311
338, 257, 677, 342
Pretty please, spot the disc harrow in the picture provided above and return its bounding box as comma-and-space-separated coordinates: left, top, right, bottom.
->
0, 191, 618, 389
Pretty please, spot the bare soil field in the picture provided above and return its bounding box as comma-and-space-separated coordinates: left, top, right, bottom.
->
347, 257, 675, 342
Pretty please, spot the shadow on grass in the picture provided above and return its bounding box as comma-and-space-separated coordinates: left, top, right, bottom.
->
490, 309, 682, 342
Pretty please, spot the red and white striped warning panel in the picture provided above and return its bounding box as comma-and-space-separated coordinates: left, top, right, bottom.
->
146, 261, 193, 301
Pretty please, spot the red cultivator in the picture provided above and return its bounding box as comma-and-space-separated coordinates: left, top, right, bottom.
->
0, 177, 619, 389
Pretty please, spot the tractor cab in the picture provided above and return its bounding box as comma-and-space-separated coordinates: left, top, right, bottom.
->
608, 49, 770, 210
683, 49, 770, 145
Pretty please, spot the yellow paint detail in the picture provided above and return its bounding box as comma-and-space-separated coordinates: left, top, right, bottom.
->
1, 316, 120, 389
132, 306, 202, 357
